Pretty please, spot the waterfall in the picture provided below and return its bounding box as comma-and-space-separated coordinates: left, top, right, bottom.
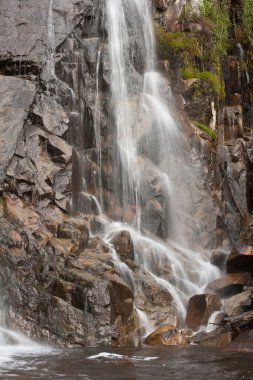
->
103, 0, 220, 327
46, 0, 56, 80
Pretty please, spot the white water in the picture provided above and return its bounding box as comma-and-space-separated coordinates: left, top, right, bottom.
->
46, 0, 56, 80
104, 0, 221, 328
87, 352, 158, 361
0, 327, 52, 365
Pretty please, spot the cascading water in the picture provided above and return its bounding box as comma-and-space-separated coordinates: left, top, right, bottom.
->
102, 0, 220, 329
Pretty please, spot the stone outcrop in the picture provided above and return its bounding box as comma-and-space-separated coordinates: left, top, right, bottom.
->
0, 196, 139, 346
223, 288, 253, 316
0, 77, 35, 182
185, 293, 221, 330
205, 273, 253, 298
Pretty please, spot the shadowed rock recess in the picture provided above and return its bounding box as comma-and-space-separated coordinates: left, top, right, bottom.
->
0, 0, 253, 350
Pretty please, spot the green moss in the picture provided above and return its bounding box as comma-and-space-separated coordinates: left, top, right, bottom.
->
200, 0, 230, 60
180, 67, 225, 99
154, 24, 201, 57
242, 0, 253, 40
193, 121, 217, 141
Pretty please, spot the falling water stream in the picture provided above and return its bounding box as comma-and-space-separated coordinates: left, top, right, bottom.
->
102, 0, 220, 331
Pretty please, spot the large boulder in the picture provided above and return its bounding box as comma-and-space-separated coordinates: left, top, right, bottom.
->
205, 273, 253, 298
226, 246, 253, 275
223, 288, 253, 317
185, 293, 221, 330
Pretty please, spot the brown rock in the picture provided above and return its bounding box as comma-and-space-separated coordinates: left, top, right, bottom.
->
226, 246, 253, 275
143, 325, 187, 346
223, 330, 253, 352
186, 293, 221, 330
211, 250, 228, 270
111, 230, 134, 262
106, 273, 134, 317
153, 0, 168, 11
205, 273, 253, 298
223, 288, 253, 316
57, 219, 89, 251
200, 327, 233, 348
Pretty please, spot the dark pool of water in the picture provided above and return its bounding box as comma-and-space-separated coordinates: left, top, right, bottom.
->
0, 346, 253, 380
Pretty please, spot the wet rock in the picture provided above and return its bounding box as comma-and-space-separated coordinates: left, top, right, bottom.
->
224, 106, 243, 141
223, 329, 253, 352
183, 78, 218, 126
211, 250, 228, 270
33, 94, 69, 137
141, 199, 166, 238
148, 306, 178, 328
205, 273, 253, 298
46, 134, 72, 164
111, 231, 134, 262
186, 294, 221, 330
0, 0, 97, 67
70, 192, 94, 216
143, 325, 187, 346
57, 219, 89, 251
199, 327, 233, 348
226, 246, 253, 275
222, 310, 253, 333
154, 0, 168, 11
223, 288, 253, 316
0, 76, 35, 182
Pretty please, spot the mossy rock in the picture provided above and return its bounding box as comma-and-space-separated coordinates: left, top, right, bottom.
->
183, 78, 217, 126
192, 121, 217, 141
155, 24, 202, 60
181, 67, 225, 99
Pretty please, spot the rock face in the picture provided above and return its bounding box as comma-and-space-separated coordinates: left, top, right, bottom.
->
0, 0, 253, 350
185, 294, 221, 330
0, 196, 139, 346
0, 77, 35, 182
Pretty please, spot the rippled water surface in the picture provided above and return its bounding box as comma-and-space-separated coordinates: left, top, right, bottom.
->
0, 346, 253, 380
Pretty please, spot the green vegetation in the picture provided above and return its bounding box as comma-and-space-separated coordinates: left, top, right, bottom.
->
200, 0, 230, 60
193, 121, 217, 141
181, 67, 225, 98
155, 24, 201, 57
242, 0, 253, 40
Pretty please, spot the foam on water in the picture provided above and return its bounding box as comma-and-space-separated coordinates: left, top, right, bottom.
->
0, 327, 53, 366
87, 352, 158, 361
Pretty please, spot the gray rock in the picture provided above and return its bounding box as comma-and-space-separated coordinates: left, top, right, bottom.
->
33, 94, 69, 136
0, 76, 35, 182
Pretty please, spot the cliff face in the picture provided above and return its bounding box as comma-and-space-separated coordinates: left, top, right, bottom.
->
0, 0, 253, 347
